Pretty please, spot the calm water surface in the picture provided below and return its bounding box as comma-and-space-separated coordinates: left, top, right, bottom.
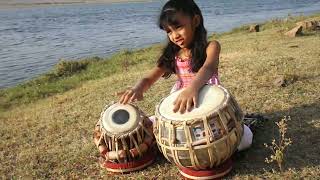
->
1, 0, 320, 88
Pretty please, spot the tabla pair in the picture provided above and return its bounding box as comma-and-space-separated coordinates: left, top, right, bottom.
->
93, 85, 244, 179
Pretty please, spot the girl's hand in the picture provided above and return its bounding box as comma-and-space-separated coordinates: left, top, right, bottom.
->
117, 67, 165, 105
118, 87, 143, 104
173, 87, 199, 113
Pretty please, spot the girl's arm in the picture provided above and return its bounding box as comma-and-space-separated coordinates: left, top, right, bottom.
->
173, 40, 221, 113
119, 66, 166, 104
189, 40, 220, 90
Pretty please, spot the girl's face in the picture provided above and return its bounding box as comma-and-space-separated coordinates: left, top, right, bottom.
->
164, 12, 199, 49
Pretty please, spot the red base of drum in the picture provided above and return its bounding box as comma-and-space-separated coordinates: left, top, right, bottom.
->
99, 149, 155, 173
178, 159, 233, 180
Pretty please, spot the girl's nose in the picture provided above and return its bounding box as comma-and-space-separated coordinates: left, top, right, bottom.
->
172, 31, 181, 40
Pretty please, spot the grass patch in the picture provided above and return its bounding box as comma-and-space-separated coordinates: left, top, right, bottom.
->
0, 47, 161, 112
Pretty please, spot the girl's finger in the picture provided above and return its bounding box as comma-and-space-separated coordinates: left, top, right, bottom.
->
122, 95, 130, 104
186, 99, 193, 112
173, 99, 182, 112
119, 92, 127, 104
173, 96, 178, 105
129, 93, 137, 102
122, 90, 133, 104
178, 100, 187, 114
119, 89, 131, 103
193, 96, 198, 108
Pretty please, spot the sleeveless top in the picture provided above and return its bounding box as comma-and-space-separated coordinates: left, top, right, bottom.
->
171, 56, 220, 93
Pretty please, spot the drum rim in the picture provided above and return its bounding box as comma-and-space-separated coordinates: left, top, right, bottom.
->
99, 103, 143, 138
156, 85, 231, 125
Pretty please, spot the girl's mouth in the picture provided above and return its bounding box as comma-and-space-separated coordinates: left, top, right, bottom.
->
175, 39, 184, 45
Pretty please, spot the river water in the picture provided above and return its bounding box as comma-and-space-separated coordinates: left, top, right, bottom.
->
1, 0, 320, 88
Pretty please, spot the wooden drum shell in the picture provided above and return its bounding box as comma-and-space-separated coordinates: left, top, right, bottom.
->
94, 103, 155, 164
154, 85, 244, 170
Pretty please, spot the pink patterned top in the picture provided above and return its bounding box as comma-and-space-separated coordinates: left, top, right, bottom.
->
171, 56, 220, 93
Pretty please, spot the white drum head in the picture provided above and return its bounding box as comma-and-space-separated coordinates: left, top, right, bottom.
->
158, 85, 228, 121
102, 103, 139, 135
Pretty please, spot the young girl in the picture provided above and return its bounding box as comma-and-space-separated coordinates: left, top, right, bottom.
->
119, 0, 252, 150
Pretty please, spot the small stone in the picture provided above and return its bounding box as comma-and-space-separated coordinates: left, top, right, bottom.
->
274, 75, 298, 87
249, 24, 260, 32
316, 20, 320, 30
274, 76, 286, 87
284, 25, 303, 37
288, 45, 299, 48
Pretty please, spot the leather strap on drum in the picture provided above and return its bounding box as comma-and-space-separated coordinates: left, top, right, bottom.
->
183, 121, 198, 170
94, 104, 156, 163
203, 116, 214, 168
168, 122, 180, 166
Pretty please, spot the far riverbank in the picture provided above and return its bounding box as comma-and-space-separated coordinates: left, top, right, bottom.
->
0, 0, 150, 9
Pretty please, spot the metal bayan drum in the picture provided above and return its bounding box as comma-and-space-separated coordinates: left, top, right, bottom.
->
154, 85, 244, 174
93, 103, 155, 173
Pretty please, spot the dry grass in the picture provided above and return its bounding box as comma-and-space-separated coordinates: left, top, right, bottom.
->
0, 14, 319, 179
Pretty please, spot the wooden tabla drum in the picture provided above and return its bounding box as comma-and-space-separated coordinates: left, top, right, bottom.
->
93, 102, 155, 173
154, 85, 244, 178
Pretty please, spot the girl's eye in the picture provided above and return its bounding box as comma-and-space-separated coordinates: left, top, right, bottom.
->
176, 25, 183, 29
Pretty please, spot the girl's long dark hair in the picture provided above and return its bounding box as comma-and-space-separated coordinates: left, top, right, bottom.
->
157, 0, 208, 78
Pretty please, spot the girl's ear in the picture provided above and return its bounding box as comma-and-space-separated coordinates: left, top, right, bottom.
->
193, 15, 200, 28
